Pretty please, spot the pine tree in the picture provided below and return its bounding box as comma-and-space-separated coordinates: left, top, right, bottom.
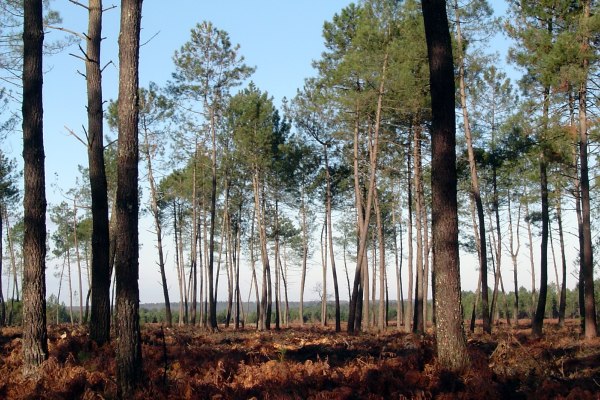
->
421, 0, 469, 372
21, 0, 48, 375
114, 0, 143, 395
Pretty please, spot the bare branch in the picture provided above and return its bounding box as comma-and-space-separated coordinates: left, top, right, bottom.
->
103, 4, 118, 12
69, 52, 87, 63
82, 126, 89, 143
105, 138, 118, 150
141, 30, 161, 48
68, 0, 90, 10
45, 25, 86, 41
65, 125, 88, 147
101, 60, 115, 73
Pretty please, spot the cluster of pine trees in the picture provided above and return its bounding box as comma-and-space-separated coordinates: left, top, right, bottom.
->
1, 0, 599, 395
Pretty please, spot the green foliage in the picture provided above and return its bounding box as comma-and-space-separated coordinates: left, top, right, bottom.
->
171, 21, 255, 106
0, 150, 20, 208
228, 83, 277, 173
46, 295, 69, 324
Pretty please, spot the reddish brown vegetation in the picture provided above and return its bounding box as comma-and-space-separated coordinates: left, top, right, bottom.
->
0, 320, 598, 399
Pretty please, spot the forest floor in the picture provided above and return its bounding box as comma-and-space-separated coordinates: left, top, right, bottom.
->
0, 319, 598, 399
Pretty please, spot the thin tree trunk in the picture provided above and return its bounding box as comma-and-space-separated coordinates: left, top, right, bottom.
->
348, 105, 363, 333
253, 172, 270, 331
470, 268, 482, 333
299, 188, 308, 326
67, 247, 74, 325
143, 127, 171, 327
507, 192, 521, 326
371, 230, 376, 328
0, 208, 4, 326
324, 144, 341, 332
532, 82, 551, 338
282, 246, 290, 327
468, 190, 481, 332
72, 200, 84, 323
320, 218, 327, 326
80, 0, 112, 343
375, 185, 386, 332
189, 153, 199, 325
393, 203, 404, 330
549, 218, 560, 314
422, 198, 430, 328
413, 123, 424, 334
453, 0, 490, 334
57, 259, 65, 324
4, 209, 20, 306
274, 200, 281, 330
343, 232, 351, 301
173, 204, 184, 326
405, 136, 414, 334
577, 2, 597, 337
556, 199, 567, 327
524, 194, 537, 319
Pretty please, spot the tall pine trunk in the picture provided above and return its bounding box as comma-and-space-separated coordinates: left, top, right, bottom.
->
115, 0, 143, 395
453, 0, 490, 333
405, 136, 414, 334
86, 0, 111, 343
412, 124, 424, 334
22, 0, 48, 374
507, 192, 521, 326
556, 200, 567, 327
578, 2, 597, 337
422, 0, 469, 372
324, 144, 341, 332
532, 83, 551, 338
143, 126, 172, 327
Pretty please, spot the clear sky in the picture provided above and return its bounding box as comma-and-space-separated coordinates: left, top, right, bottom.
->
4, 0, 574, 306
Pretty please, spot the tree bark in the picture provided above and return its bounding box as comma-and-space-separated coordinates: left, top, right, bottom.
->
22, 0, 48, 374
524, 193, 537, 319
413, 124, 424, 334
393, 203, 403, 331
453, 0, 490, 334
324, 144, 341, 332
532, 83, 551, 338
577, 2, 597, 337
84, 0, 112, 343
556, 198, 567, 327
374, 185, 385, 332
115, 0, 143, 395
0, 208, 4, 326
143, 123, 172, 327
507, 192, 521, 326
73, 200, 84, 323
299, 188, 308, 326
347, 106, 363, 333
405, 136, 414, 333
208, 108, 218, 330
422, 0, 469, 372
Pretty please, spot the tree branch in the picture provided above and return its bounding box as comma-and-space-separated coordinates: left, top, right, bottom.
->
65, 125, 88, 147
68, 0, 90, 10
141, 30, 161, 48
45, 25, 86, 41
